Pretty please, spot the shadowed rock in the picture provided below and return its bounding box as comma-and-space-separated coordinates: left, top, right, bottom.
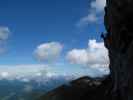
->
38, 76, 114, 100
104, 0, 133, 100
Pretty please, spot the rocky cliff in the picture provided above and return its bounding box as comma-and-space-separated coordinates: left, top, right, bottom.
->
104, 0, 133, 100
38, 0, 133, 100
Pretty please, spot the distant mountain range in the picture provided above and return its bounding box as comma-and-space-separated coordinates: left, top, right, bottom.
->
0, 65, 109, 100
0, 75, 76, 100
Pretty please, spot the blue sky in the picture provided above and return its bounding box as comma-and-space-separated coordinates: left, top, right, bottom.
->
0, 0, 109, 77
0, 0, 105, 64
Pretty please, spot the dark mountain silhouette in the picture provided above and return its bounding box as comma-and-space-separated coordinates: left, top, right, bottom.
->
38, 76, 113, 100
38, 0, 133, 100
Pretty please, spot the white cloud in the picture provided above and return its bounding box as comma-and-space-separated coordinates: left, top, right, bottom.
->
35, 72, 42, 77
66, 39, 109, 69
0, 72, 9, 79
77, 13, 98, 27
0, 26, 10, 55
0, 64, 78, 82
34, 42, 63, 62
91, 0, 106, 12
67, 49, 89, 65
0, 63, 109, 80
0, 27, 10, 41
77, 0, 106, 26
0, 64, 45, 80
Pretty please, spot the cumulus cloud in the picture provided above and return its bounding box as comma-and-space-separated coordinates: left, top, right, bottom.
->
91, 0, 106, 12
34, 42, 63, 62
0, 27, 10, 41
66, 39, 109, 68
77, 0, 106, 26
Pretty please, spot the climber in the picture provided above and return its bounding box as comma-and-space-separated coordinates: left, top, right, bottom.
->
101, 32, 112, 49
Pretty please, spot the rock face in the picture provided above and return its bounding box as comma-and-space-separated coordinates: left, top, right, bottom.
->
38, 0, 133, 100
104, 0, 133, 100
